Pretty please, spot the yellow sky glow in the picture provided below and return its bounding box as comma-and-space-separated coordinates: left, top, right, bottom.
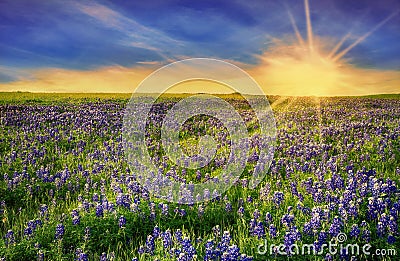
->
1, 43, 399, 96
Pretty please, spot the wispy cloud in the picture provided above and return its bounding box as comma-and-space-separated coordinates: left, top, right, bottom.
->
73, 1, 184, 59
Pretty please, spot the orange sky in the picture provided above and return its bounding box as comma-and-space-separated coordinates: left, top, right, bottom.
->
1, 45, 399, 96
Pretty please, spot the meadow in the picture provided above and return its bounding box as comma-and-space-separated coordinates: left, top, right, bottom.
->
0, 92, 399, 260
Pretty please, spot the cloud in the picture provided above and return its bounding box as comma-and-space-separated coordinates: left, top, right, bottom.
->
0, 66, 152, 93
73, 1, 184, 58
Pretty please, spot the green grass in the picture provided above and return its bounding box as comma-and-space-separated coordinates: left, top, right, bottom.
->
0, 92, 399, 260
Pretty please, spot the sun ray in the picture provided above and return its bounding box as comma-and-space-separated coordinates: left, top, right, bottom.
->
304, 0, 314, 53
327, 32, 351, 59
332, 10, 400, 62
286, 7, 305, 47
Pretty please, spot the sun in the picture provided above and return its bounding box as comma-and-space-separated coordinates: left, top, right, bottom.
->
254, 0, 398, 97
260, 43, 345, 96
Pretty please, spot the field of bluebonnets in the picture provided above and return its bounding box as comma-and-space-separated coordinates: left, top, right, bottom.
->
0, 92, 399, 261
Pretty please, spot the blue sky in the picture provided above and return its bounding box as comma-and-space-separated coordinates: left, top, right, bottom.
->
0, 0, 399, 94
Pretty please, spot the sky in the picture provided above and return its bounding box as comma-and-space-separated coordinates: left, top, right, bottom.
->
0, 0, 399, 96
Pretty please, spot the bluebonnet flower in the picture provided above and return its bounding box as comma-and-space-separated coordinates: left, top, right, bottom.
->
162, 230, 173, 248
328, 216, 342, 237
92, 193, 99, 202
225, 201, 232, 212
39, 204, 48, 217
77, 252, 88, 261
152, 225, 160, 238
246, 196, 253, 203
159, 203, 169, 216
273, 191, 284, 206
118, 215, 126, 228
175, 229, 184, 243
204, 239, 217, 261
377, 222, 385, 237
212, 226, 220, 238
145, 235, 155, 254
269, 224, 278, 238
75, 248, 88, 261
265, 212, 272, 224
96, 203, 104, 217
349, 224, 360, 238
281, 214, 294, 228
283, 232, 296, 254
388, 215, 398, 234
318, 230, 328, 244
387, 235, 396, 244
72, 216, 80, 225
253, 221, 265, 239
361, 229, 371, 243
237, 207, 244, 217
253, 209, 260, 220
5, 229, 15, 246
55, 223, 65, 240
84, 226, 90, 241
198, 204, 205, 217
181, 237, 196, 259
347, 202, 358, 217
37, 250, 44, 261
24, 226, 33, 239
240, 254, 253, 261
303, 221, 313, 236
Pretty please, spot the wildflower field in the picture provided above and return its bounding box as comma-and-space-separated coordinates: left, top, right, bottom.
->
0, 92, 399, 260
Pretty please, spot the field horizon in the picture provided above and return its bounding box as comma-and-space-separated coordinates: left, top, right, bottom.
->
1, 92, 399, 104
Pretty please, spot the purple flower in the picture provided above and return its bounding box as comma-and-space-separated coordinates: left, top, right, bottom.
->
84, 226, 90, 241
273, 191, 284, 206
37, 250, 44, 261
269, 224, 277, 238
162, 230, 173, 248
265, 212, 273, 224
328, 216, 342, 237
55, 223, 65, 240
349, 224, 360, 238
377, 222, 385, 237
225, 201, 232, 212
5, 229, 15, 246
237, 207, 244, 217
145, 235, 155, 254
181, 237, 196, 259
253, 221, 265, 239
75, 248, 88, 261
387, 235, 396, 244
362, 229, 371, 243
118, 215, 126, 228
96, 204, 104, 217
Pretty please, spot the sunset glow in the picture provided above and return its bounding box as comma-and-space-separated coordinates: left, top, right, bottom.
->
0, 0, 399, 96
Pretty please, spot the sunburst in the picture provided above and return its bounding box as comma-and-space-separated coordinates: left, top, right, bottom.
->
266, 0, 398, 98
269, 0, 399, 142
